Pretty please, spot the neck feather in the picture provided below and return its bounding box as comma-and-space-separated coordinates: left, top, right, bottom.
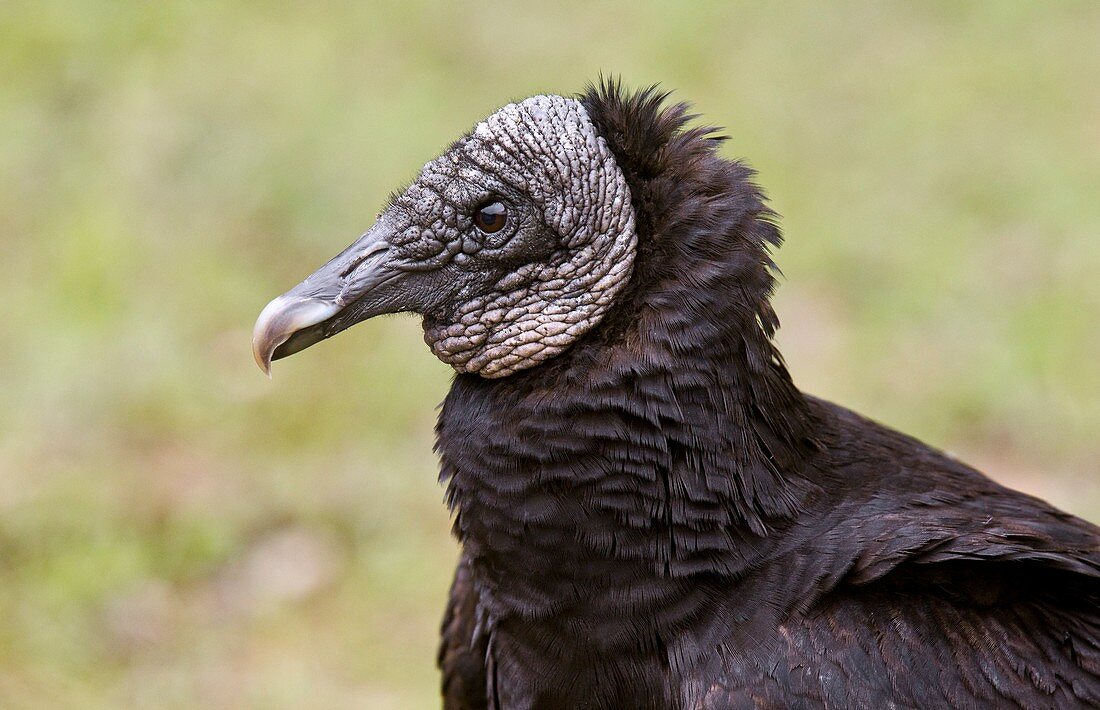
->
435, 82, 821, 623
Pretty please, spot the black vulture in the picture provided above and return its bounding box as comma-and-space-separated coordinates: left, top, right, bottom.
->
252, 81, 1100, 709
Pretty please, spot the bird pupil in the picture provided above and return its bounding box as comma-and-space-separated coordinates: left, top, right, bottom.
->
475, 201, 507, 233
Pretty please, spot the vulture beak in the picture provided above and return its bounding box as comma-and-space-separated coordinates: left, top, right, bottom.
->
252, 223, 403, 376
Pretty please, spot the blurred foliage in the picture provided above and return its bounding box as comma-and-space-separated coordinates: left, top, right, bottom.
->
1, 1, 1098, 707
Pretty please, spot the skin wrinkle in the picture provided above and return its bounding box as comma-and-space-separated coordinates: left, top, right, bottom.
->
400, 95, 637, 378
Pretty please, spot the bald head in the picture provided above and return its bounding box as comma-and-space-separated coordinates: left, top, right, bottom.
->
254, 95, 637, 377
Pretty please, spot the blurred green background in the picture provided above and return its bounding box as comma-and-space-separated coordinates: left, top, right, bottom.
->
2, 1, 1098, 707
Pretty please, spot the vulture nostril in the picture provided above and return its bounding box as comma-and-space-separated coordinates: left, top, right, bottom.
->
339, 240, 390, 279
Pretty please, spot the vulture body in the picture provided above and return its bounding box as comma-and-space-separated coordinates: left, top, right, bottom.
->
253, 82, 1100, 709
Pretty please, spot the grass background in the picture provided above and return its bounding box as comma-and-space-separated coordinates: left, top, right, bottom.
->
2, 1, 1098, 707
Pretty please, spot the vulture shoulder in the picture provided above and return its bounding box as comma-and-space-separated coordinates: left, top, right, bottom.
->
685, 398, 1100, 708
691, 565, 1100, 708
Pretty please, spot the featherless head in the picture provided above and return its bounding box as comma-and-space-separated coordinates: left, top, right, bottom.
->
253, 94, 637, 377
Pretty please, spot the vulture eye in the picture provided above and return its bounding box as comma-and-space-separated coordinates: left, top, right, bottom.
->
473, 201, 508, 234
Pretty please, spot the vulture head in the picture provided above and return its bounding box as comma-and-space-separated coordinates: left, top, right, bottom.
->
253, 93, 639, 378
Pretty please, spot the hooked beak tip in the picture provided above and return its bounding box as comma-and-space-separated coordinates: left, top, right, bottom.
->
251, 295, 341, 378
253, 345, 273, 378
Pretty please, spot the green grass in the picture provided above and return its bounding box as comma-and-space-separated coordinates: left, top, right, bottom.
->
1, 2, 1098, 707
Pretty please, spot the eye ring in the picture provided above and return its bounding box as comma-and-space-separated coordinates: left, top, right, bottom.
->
473, 201, 508, 234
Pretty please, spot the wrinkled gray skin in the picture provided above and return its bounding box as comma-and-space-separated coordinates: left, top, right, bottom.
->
252, 95, 637, 378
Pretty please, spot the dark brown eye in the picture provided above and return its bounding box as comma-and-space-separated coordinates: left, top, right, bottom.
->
473, 201, 507, 234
